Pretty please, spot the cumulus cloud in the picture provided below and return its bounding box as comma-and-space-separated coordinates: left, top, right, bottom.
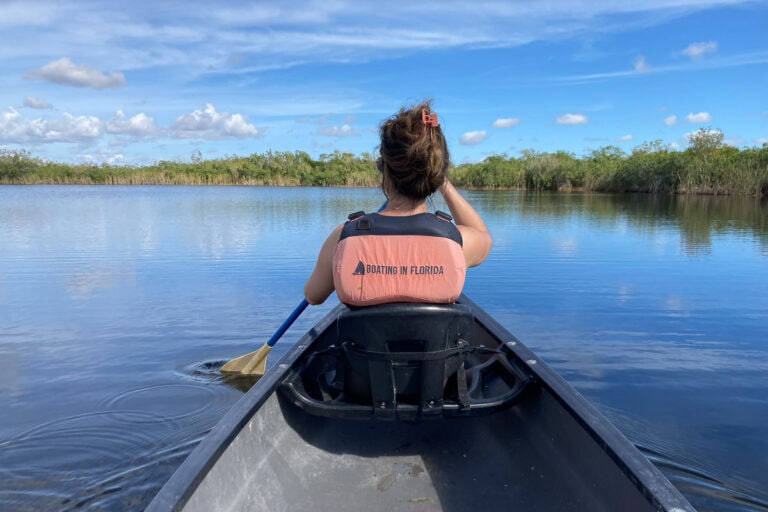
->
459, 130, 488, 145
618, 134, 633, 142
50, 113, 102, 141
492, 118, 520, 128
25, 58, 126, 89
634, 56, 651, 73
106, 110, 157, 137
317, 124, 358, 137
757, 138, 768, 146
556, 113, 588, 125
685, 112, 712, 124
664, 115, 678, 126
0, 107, 102, 143
682, 41, 718, 60
0, 108, 21, 133
23, 96, 52, 109
172, 103, 263, 139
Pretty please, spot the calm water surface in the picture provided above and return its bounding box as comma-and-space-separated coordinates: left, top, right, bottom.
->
0, 185, 766, 511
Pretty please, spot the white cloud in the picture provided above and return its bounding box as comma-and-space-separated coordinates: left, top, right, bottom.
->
634, 56, 651, 73
682, 41, 718, 60
556, 113, 588, 125
0, 108, 21, 132
492, 118, 520, 128
0, 2, 760, 164
0, 107, 102, 143
560, 50, 768, 85
685, 112, 712, 124
618, 134, 634, 142
756, 138, 768, 146
317, 124, 358, 137
25, 58, 126, 89
5, 2, 747, 84
51, 113, 102, 141
664, 115, 679, 126
459, 130, 488, 145
106, 110, 157, 137
23, 96, 52, 109
172, 103, 263, 139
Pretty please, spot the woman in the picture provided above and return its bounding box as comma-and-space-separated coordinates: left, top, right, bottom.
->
304, 101, 492, 306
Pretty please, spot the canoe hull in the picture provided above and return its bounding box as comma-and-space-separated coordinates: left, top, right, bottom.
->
148, 296, 695, 512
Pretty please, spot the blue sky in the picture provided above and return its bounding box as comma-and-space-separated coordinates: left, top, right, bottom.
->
1, 0, 766, 166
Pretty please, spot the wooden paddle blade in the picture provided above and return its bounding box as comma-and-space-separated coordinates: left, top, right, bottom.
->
219, 350, 259, 374
221, 344, 272, 376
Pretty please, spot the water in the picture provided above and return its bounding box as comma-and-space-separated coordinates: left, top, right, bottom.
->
0, 185, 766, 511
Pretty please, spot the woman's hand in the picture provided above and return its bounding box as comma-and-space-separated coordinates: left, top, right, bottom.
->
439, 180, 493, 267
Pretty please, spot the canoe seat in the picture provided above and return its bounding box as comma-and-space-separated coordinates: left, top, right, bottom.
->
279, 302, 532, 421
339, 303, 475, 419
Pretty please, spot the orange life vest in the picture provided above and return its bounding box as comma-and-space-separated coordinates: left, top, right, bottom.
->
333, 212, 467, 306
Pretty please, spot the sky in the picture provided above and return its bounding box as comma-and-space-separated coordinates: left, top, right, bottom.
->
1, 0, 767, 166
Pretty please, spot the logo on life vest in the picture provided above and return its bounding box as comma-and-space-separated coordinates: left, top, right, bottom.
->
352, 260, 443, 276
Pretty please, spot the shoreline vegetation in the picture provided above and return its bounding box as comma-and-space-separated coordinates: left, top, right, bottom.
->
2, 130, 767, 196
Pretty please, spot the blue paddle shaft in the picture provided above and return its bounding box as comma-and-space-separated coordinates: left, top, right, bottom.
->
266, 299, 309, 347
265, 202, 385, 349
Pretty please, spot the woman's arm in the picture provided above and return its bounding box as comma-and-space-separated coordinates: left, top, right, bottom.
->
440, 179, 493, 267
304, 224, 344, 305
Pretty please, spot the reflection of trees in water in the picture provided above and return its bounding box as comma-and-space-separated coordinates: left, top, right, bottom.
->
467, 191, 768, 254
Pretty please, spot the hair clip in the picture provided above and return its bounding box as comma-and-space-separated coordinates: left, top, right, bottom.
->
421, 110, 439, 128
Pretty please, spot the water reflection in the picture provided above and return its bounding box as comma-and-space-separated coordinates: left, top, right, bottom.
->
0, 186, 766, 512
0, 347, 20, 397
66, 265, 137, 299
5, 188, 763, 265
464, 191, 768, 255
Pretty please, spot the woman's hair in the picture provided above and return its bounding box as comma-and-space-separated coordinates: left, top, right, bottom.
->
378, 100, 450, 200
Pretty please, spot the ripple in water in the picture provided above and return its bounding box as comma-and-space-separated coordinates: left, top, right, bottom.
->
176, 358, 262, 392
0, 368, 241, 511
173, 359, 228, 384
603, 406, 768, 512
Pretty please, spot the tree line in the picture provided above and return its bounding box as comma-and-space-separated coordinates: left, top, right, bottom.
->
2, 129, 767, 196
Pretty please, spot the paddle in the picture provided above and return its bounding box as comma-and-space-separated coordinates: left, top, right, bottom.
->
220, 299, 309, 376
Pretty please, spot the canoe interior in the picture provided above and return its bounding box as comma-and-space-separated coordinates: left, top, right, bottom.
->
182, 391, 656, 512
150, 298, 695, 512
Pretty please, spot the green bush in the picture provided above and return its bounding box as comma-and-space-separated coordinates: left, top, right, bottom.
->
2, 134, 766, 196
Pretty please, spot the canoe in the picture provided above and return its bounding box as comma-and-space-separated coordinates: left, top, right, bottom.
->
147, 295, 696, 512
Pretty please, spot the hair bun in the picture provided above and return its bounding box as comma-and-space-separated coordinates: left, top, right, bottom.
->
379, 101, 450, 200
